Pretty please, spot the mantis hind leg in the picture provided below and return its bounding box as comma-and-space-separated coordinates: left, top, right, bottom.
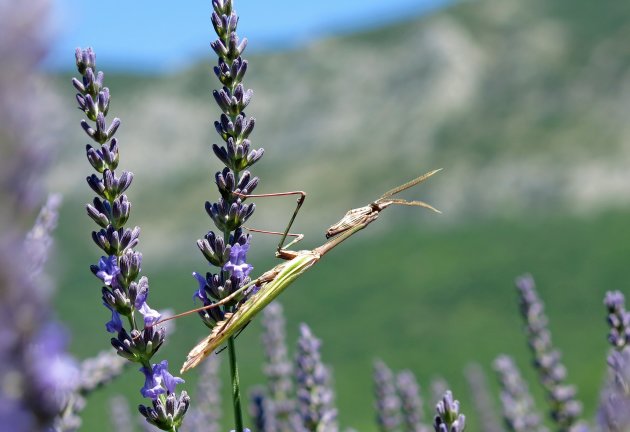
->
234, 190, 307, 258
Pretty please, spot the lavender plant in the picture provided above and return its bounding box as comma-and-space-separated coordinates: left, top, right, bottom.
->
260, 302, 297, 431
249, 386, 277, 432
433, 391, 466, 432
184, 355, 222, 432
604, 291, 630, 349
189, 0, 261, 429
464, 363, 502, 432
374, 360, 403, 432
493, 354, 547, 432
515, 274, 582, 431
598, 291, 630, 431
0, 1, 79, 429
73, 47, 189, 431
295, 324, 339, 432
109, 395, 135, 432
396, 370, 430, 432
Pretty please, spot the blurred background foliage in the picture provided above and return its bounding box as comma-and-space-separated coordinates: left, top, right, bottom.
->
42, 0, 630, 429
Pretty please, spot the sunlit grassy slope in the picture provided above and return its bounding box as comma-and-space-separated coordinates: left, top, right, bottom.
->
48, 0, 630, 429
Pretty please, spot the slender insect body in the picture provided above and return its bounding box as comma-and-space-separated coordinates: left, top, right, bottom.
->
180, 169, 442, 372
182, 250, 320, 372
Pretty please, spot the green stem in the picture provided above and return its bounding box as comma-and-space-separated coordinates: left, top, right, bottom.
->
228, 336, 244, 432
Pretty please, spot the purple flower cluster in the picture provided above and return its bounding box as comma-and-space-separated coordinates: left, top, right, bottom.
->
493, 355, 547, 432
598, 291, 630, 431
463, 363, 502, 432
433, 391, 466, 432
192, 0, 262, 331
0, 2, 79, 429
295, 324, 338, 432
515, 274, 582, 430
373, 359, 402, 432
260, 302, 296, 431
73, 47, 188, 430
396, 370, 430, 432
605, 291, 630, 349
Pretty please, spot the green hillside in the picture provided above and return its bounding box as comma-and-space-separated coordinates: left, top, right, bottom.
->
47, 0, 630, 430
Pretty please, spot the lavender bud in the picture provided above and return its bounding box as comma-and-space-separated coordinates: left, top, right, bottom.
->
118, 249, 142, 283
433, 391, 466, 432
197, 230, 229, 267
605, 291, 630, 349
138, 391, 190, 431
91, 226, 140, 256
111, 327, 165, 362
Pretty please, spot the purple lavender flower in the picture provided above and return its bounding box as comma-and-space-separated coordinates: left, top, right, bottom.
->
598, 292, 630, 431
186, 355, 222, 432
110, 395, 135, 432
138, 391, 190, 431
463, 363, 502, 432
0, 1, 78, 426
93, 255, 120, 286
396, 370, 430, 432
140, 360, 185, 400
260, 302, 296, 431
192, 0, 261, 336
74, 47, 189, 429
598, 347, 630, 431
433, 391, 466, 432
605, 291, 630, 349
249, 386, 278, 432
373, 359, 402, 432
224, 241, 254, 279
515, 274, 582, 430
493, 354, 548, 432
295, 324, 338, 432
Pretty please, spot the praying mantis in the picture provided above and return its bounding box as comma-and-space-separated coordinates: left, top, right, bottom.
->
176, 168, 442, 373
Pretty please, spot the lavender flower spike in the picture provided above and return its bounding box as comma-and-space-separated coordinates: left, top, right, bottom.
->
604, 291, 630, 350
396, 369, 430, 432
185, 355, 222, 432
373, 359, 402, 432
598, 346, 630, 431
295, 324, 339, 432
433, 391, 466, 432
0, 1, 78, 429
261, 302, 296, 431
493, 354, 548, 432
515, 274, 582, 430
464, 363, 502, 432
74, 47, 189, 429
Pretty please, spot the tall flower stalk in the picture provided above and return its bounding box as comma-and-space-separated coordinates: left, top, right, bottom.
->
515, 274, 582, 431
493, 354, 547, 432
73, 48, 189, 431
0, 2, 79, 430
191, 0, 262, 430
598, 291, 630, 431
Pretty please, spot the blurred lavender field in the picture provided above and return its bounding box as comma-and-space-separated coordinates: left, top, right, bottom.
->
5, 0, 630, 430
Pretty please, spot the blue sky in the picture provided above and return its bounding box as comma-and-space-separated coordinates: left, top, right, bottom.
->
47, 0, 450, 73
